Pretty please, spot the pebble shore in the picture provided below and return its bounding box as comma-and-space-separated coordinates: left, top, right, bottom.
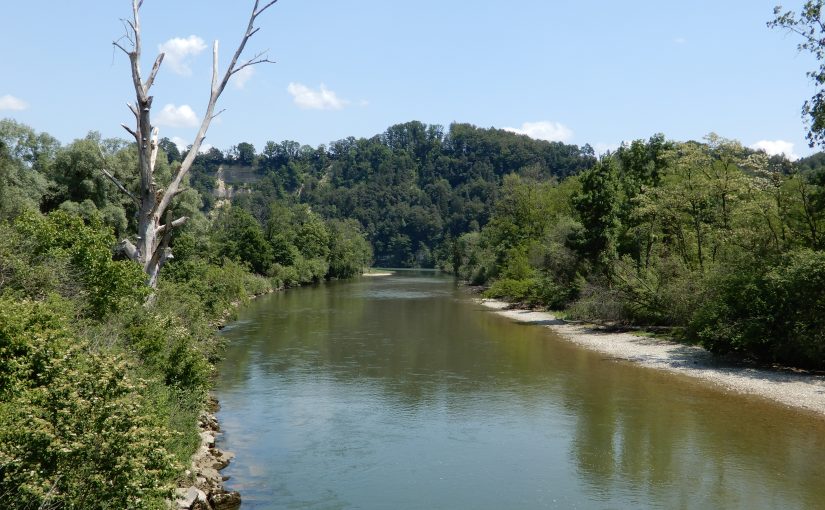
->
481, 299, 825, 417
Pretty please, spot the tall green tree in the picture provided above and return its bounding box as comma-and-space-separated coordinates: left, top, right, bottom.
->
573, 158, 622, 269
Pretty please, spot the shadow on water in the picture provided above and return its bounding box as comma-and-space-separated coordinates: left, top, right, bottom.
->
215, 273, 825, 510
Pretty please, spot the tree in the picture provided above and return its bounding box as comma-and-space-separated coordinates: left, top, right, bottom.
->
573, 158, 622, 269
769, 1, 825, 147
157, 137, 181, 164
235, 142, 257, 166
105, 0, 278, 288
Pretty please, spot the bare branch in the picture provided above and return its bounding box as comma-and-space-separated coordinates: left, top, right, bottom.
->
232, 49, 276, 75
97, 144, 140, 207
101, 167, 139, 206
255, 0, 279, 18
112, 41, 131, 56
120, 123, 139, 141
211, 40, 220, 94
127, 102, 139, 118
144, 53, 165, 93
156, 216, 189, 235
211, 108, 226, 120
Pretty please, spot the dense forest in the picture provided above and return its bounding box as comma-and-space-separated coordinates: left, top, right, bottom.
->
193, 121, 596, 267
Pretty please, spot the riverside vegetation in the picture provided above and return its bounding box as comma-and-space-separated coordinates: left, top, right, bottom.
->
5, 1, 825, 508
0, 119, 371, 509
4, 113, 825, 506
3, 114, 825, 506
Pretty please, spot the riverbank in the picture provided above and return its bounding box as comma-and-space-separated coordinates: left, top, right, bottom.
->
480, 299, 825, 418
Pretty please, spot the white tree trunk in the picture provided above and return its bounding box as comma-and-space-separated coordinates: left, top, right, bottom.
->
108, 0, 277, 288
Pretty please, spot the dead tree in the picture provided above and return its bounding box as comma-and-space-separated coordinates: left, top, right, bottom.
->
106, 0, 277, 288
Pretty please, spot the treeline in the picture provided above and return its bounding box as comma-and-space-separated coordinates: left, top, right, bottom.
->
449, 133, 825, 369
187, 121, 596, 266
0, 118, 370, 508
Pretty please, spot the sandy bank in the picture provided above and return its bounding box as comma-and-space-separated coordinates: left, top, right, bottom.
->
480, 299, 825, 417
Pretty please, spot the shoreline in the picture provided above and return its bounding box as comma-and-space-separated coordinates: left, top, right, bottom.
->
176, 287, 278, 510
479, 299, 825, 418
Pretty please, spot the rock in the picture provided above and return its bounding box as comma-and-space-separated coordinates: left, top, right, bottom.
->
211, 449, 235, 470
210, 490, 242, 510
199, 466, 222, 486
175, 486, 201, 509
200, 431, 216, 448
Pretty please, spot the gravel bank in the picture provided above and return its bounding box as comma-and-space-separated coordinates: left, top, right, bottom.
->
480, 299, 825, 417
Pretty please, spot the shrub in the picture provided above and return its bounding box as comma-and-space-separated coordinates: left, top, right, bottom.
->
689, 250, 825, 368
0, 298, 178, 509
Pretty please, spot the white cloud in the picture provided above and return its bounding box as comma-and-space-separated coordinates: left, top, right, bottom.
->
155, 104, 199, 128
170, 136, 189, 152
198, 143, 215, 154
287, 82, 347, 110
233, 66, 255, 89
0, 94, 28, 111
503, 121, 574, 143
750, 139, 799, 161
674, 37, 687, 44
159, 35, 207, 76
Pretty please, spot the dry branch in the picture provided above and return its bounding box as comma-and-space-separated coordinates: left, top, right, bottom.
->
108, 0, 279, 288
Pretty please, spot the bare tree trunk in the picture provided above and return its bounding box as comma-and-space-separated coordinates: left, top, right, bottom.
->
105, 0, 277, 288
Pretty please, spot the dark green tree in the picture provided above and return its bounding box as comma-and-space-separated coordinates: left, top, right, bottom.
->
573, 158, 622, 268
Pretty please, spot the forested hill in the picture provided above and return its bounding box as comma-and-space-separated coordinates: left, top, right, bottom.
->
200, 121, 597, 267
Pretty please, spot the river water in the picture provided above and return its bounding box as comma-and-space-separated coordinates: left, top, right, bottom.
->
215, 271, 825, 509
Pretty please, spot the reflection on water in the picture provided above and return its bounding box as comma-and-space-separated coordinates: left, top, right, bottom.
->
215, 273, 825, 509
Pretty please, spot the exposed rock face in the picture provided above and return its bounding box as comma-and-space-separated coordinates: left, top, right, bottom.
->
174, 396, 241, 510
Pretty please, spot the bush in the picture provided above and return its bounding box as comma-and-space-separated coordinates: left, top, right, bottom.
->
11, 210, 148, 318
484, 278, 536, 303
689, 250, 825, 368
0, 298, 178, 509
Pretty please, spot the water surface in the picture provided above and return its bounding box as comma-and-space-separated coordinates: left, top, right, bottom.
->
215, 271, 825, 509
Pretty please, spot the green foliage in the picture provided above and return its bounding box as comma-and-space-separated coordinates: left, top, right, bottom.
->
453, 131, 825, 368
327, 219, 373, 279
237, 122, 596, 267
12, 210, 148, 318
770, 1, 825, 148
572, 158, 622, 268
484, 278, 537, 303
690, 250, 825, 367
0, 298, 178, 509
213, 207, 274, 274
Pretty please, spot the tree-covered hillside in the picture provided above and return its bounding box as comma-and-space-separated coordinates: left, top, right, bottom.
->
192, 121, 596, 267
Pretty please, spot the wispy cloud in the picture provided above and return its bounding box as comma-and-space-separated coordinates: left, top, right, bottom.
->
0, 94, 28, 111
750, 139, 799, 161
233, 66, 255, 90
287, 82, 348, 110
155, 104, 199, 128
503, 121, 574, 143
674, 37, 687, 45
159, 35, 207, 76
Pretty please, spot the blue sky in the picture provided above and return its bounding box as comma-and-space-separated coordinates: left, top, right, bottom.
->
0, 1, 819, 159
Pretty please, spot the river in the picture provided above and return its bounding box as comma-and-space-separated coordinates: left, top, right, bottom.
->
214, 271, 825, 509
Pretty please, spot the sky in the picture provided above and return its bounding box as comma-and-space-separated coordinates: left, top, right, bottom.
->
0, 0, 819, 159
